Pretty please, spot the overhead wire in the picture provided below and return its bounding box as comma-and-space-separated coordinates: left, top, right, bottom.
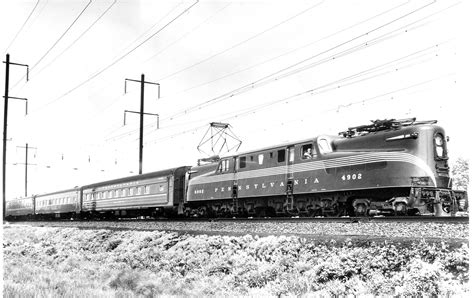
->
103, 1, 413, 141
85, 0, 233, 137
156, 0, 325, 81
121, 41, 445, 145
142, 1, 233, 64
3, 0, 41, 55
215, 44, 444, 122
30, 0, 200, 114
153, 39, 449, 141
10, 0, 93, 90
107, 0, 447, 142
156, 0, 438, 124
29, 0, 119, 80
236, 73, 456, 141
145, 71, 454, 146
154, 1, 411, 100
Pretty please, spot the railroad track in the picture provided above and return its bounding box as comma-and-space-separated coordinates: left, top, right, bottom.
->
194, 215, 469, 223
5, 215, 469, 224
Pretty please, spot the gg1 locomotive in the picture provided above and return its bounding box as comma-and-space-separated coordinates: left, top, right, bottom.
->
5, 118, 468, 220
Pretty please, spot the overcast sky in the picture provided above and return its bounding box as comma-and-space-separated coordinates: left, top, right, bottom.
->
1, 0, 472, 198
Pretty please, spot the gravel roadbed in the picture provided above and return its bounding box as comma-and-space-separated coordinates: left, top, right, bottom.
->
6, 219, 468, 242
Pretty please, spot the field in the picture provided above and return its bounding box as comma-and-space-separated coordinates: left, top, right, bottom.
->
2, 224, 470, 297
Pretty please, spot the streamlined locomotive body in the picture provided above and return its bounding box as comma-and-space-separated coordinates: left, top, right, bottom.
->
186, 119, 462, 217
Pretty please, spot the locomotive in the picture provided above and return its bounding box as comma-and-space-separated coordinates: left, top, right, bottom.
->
5, 118, 468, 220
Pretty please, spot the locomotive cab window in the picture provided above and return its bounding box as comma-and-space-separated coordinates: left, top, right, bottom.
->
277, 150, 285, 163
301, 144, 314, 159
239, 156, 247, 169
217, 159, 230, 173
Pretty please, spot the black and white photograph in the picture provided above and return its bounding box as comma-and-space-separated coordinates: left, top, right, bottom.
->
1, 0, 471, 296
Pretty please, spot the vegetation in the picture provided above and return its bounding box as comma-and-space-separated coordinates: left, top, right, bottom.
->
452, 157, 469, 191
3, 225, 469, 297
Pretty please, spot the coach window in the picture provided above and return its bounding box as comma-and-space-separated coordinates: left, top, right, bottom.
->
258, 154, 264, 165
115, 190, 120, 197
122, 189, 127, 197
145, 185, 151, 194
277, 149, 285, 163
129, 187, 134, 196
137, 187, 142, 195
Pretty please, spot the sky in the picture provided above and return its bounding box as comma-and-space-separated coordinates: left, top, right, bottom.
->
0, 0, 472, 199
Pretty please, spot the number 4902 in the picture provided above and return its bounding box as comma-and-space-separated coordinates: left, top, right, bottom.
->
341, 173, 362, 181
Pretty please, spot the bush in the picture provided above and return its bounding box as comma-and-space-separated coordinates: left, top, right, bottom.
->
2, 225, 469, 297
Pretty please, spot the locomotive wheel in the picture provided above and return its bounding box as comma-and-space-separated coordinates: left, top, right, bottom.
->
442, 202, 451, 214
198, 207, 208, 217
394, 202, 407, 216
354, 203, 368, 217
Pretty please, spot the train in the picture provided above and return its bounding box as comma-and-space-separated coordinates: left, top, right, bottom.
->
5, 118, 468, 220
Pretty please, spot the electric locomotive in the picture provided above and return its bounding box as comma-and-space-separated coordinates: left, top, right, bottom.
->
185, 118, 467, 217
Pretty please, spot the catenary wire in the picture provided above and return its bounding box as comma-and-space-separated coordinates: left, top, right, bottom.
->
103, 1, 414, 141
3, 0, 41, 55
29, 0, 119, 80
153, 1, 411, 100
157, 1, 438, 124
112, 41, 444, 144
108, 2, 447, 142
10, 0, 93, 91
29, 0, 200, 114
156, 0, 325, 81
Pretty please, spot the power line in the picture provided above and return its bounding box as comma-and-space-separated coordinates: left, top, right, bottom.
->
139, 41, 446, 143
157, 0, 438, 124
3, 0, 41, 55
152, 1, 411, 101
103, 1, 413, 141
26, 1, 93, 78
105, 5, 438, 143
142, 1, 233, 64
31, 0, 199, 114
109, 41, 438, 144
145, 73, 454, 146
156, 0, 325, 82
79, 0, 229, 129
130, 1, 450, 137
30, 0, 118, 80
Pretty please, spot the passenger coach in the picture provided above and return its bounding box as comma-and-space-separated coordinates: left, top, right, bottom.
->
81, 166, 189, 218
35, 188, 81, 219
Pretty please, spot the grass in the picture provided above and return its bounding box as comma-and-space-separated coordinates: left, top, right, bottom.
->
2, 224, 470, 297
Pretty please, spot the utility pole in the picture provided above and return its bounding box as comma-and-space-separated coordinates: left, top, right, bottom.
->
15, 143, 37, 197
124, 74, 160, 174
3, 53, 29, 219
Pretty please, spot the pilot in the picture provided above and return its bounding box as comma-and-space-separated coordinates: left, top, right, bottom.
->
303, 148, 312, 159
